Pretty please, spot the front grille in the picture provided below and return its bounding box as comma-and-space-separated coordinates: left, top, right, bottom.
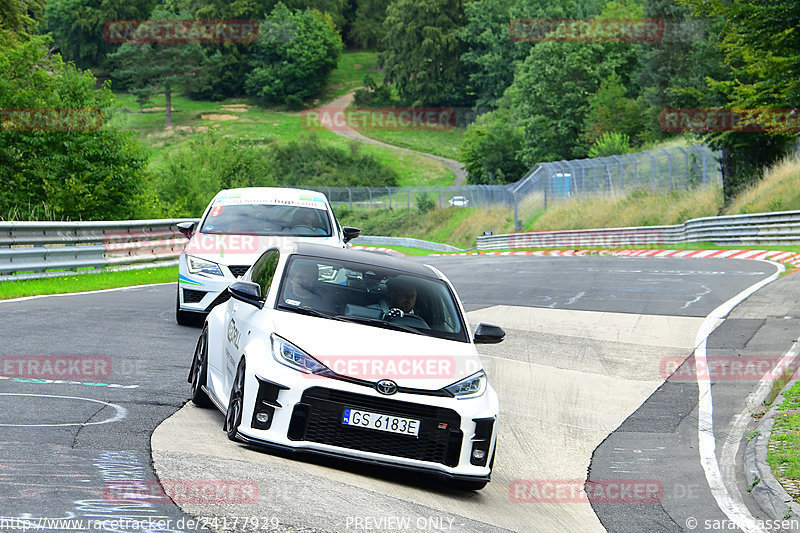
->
204, 290, 230, 312
182, 288, 206, 303
229, 265, 250, 278
290, 387, 462, 467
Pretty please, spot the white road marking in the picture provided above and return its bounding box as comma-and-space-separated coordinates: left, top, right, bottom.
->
0, 393, 127, 427
694, 260, 782, 533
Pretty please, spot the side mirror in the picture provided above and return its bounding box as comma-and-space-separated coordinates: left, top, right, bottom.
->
228, 281, 264, 309
342, 226, 361, 244
177, 221, 196, 239
474, 323, 505, 344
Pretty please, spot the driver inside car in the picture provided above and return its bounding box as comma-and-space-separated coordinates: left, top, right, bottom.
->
374, 278, 421, 320
285, 209, 326, 234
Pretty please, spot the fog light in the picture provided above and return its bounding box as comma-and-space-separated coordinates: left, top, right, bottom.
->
255, 412, 270, 424
472, 449, 486, 460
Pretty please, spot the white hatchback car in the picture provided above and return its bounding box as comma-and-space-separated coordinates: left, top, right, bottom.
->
176, 187, 360, 325
449, 195, 469, 207
188, 242, 504, 490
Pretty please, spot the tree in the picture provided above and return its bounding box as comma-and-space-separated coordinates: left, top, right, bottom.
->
583, 73, 646, 145
0, 36, 151, 220
1, 0, 45, 42
380, 0, 469, 107
675, 0, 800, 198
460, 0, 604, 110
461, 108, 527, 184
244, 3, 342, 107
635, 0, 727, 141
44, 0, 156, 71
510, 41, 629, 165
349, 0, 390, 49
108, 9, 218, 127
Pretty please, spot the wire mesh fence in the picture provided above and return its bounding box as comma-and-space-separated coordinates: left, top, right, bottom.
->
308, 145, 722, 230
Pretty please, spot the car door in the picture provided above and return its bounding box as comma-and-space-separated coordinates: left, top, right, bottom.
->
222, 249, 281, 393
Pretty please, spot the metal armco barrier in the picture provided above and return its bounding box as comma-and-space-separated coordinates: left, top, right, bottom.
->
0, 218, 460, 281
477, 210, 800, 250
0, 219, 196, 281
353, 235, 463, 253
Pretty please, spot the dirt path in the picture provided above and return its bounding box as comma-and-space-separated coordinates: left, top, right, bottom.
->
322, 92, 467, 186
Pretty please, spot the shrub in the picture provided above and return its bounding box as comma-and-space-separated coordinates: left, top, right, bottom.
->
587, 132, 632, 158
245, 4, 342, 106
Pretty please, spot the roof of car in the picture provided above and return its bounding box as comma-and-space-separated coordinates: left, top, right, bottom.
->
287, 242, 440, 279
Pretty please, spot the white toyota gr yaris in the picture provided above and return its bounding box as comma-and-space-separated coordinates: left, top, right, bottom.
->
188, 242, 504, 490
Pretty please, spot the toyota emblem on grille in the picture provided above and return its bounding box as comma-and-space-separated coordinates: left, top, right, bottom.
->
375, 379, 398, 395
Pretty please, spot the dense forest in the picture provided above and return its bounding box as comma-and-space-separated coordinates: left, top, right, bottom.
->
1, 0, 797, 219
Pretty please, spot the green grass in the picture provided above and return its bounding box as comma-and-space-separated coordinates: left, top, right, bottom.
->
0, 267, 177, 300
352, 244, 438, 256
768, 381, 800, 491
525, 186, 724, 231
320, 50, 382, 102
351, 127, 466, 162
113, 51, 453, 185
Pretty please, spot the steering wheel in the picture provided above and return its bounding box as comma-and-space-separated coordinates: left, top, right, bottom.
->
383, 309, 430, 329
383, 307, 404, 319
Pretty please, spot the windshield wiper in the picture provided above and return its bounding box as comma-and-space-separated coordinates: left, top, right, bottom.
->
277, 305, 345, 321
333, 314, 421, 334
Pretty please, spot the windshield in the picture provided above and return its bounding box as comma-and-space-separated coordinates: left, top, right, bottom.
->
276, 256, 468, 342
200, 204, 332, 237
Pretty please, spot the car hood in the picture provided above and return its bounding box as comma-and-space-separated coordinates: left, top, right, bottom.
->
184, 233, 342, 266
270, 311, 483, 391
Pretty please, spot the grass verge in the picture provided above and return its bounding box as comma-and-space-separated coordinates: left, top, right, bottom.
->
725, 155, 800, 215
767, 380, 800, 500
526, 186, 724, 231
0, 267, 177, 300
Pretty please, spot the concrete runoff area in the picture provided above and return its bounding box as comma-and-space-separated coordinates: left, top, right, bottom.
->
152, 306, 703, 532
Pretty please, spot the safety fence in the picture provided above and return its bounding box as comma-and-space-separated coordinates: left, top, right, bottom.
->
476, 210, 800, 250
310, 144, 722, 219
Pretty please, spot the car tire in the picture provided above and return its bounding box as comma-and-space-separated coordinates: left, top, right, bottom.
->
225, 358, 246, 442
176, 288, 197, 326
188, 327, 212, 407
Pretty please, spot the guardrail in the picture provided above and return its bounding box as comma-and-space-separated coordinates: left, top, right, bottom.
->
0, 219, 194, 281
5, 210, 800, 281
353, 235, 464, 253
0, 219, 463, 281
477, 210, 800, 250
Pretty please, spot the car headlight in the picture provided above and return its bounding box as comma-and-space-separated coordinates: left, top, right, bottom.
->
444, 371, 487, 399
186, 255, 224, 276
270, 334, 328, 374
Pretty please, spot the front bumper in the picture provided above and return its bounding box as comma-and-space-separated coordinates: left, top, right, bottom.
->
228, 366, 499, 481
177, 254, 249, 314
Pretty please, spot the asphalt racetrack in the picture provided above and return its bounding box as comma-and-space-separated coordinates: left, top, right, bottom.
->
0, 254, 790, 533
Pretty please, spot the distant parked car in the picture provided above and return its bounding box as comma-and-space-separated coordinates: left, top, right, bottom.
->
176, 187, 360, 325
449, 196, 469, 207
